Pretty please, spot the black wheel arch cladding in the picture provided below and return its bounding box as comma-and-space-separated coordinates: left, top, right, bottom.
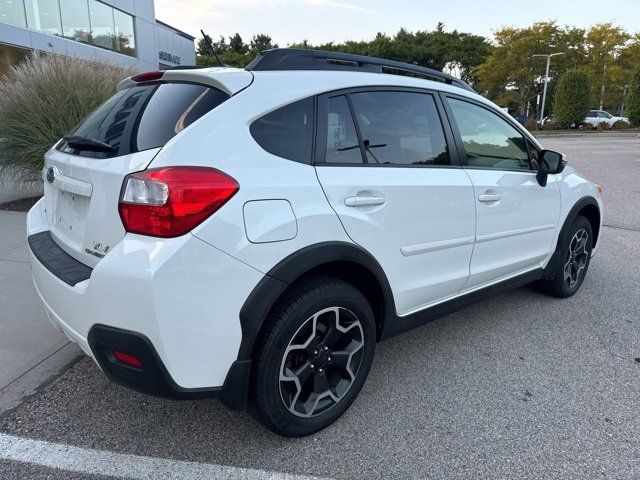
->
237, 241, 395, 362
543, 195, 600, 280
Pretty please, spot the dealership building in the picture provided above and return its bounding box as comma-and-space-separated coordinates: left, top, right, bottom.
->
0, 0, 195, 77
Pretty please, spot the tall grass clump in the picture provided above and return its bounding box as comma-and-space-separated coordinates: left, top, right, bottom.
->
0, 52, 134, 181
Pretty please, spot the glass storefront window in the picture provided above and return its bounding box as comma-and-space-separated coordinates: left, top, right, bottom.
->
113, 9, 135, 56
0, 0, 27, 28
24, 0, 62, 36
1, 1, 137, 59
89, 0, 114, 50
59, 0, 91, 44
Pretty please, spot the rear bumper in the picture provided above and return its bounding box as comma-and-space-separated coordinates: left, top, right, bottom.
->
87, 324, 252, 405
27, 198, 263, 408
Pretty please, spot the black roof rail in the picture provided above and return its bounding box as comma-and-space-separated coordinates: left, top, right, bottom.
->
245, 48, 474, 92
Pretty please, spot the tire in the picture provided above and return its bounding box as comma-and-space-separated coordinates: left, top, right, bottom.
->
540, 215, 593, 298
250, 276, 376, 437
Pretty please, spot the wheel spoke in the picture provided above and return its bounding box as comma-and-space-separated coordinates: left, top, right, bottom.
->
322, 324, 343, 348
331, 350, 351, 369
313, 371, 331, 394
564, 260, 572, 282
576, 235, 588, 255
293, 361, 314, 386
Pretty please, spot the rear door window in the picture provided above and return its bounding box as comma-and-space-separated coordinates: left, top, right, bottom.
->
60, 82, 230, 158
325, 95, 363, 164
349, 91, 450, 166
250, 97, 314, 164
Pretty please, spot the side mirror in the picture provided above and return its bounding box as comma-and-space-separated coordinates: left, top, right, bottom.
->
536, 150, 566, 187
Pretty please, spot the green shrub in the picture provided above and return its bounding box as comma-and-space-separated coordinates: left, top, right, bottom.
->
596, 121, 609, 131
553, 69, 590, 128
0, 52, 134, 181
611, 119, 631, 130
626, 68, 640, 127
524, 118, 538, 131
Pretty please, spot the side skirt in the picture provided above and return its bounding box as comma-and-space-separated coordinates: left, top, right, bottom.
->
380, 268, 544, 340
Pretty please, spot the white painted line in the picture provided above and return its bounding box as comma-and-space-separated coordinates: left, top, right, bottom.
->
0, 433, 329, 480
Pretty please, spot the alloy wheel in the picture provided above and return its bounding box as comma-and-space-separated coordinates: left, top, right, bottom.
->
564, 228, 589, 288
279, 307, 364, 418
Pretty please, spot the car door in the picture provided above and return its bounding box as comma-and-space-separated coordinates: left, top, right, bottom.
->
442, 94, 561, 290
314, 88, 476, 315
597, 111, 614, 126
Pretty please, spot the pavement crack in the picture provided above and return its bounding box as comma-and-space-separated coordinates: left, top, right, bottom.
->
603, 223, 640, 233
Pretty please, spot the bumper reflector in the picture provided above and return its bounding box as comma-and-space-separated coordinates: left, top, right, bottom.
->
113, 350, 143, 368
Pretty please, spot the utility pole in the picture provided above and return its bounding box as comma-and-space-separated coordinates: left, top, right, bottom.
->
621, 84, 630, 116
533, 53, 564, 123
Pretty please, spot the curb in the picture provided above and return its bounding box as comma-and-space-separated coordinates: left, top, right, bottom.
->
0, 343, 83, 419
533, 132, 640, 139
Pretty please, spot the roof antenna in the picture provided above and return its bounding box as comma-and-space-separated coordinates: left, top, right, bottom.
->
200, 29, 226, 67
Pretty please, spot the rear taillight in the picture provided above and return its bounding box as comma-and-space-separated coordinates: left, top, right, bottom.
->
118, 167, 238, 238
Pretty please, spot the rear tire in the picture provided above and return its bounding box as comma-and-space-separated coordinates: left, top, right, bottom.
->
539, 215, 593, 298
250, 276, 375, 437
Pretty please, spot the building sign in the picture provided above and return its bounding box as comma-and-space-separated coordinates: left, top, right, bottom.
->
159, 51, 181, 65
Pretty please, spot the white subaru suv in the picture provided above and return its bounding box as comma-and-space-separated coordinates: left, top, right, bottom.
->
27, 49, 603, 437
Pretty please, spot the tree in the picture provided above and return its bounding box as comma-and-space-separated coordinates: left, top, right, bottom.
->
197, 33, 228, 56
475, 21, 587, 115
228, 33, 248, 54
584, 23, 630, 110
249, 34, 278, 54
197, 33, 212, 56
553, 69, 590, 127
626, 68, 640, 126
291, 25, 489, 85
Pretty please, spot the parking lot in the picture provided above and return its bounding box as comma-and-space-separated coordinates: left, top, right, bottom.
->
1, 134, 639, 479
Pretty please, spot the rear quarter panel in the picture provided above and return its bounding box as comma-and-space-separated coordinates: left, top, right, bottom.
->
148, 75, 354, 273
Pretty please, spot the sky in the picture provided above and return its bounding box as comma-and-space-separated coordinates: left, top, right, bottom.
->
154, 0, 640, 45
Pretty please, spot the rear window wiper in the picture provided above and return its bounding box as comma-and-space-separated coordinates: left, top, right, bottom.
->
63, 135, 115, 153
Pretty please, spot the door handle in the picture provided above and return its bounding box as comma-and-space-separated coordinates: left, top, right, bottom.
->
344, 195, 386, 207
478, 193, 501, 203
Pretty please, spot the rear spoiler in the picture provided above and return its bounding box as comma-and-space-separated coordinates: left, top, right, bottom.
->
117, 67, 254, 96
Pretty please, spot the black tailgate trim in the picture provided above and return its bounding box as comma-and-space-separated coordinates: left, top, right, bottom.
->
28, 231, 93, 286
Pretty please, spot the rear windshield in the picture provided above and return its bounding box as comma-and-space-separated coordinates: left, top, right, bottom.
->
59, 82, 230, 158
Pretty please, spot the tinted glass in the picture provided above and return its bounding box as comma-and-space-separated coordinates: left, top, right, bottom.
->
250, 98, 314, 164
25, 0, 62, 36
1, 0, 27, 27
61, 83, 230, 158
325, 95, 362, 164
350, 91, 449, 165
113, 9, 135, 56
448, 98, 531, 171
60, 0, 91, 43
89, 0, 114, 50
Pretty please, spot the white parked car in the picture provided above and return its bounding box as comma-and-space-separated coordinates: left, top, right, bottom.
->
583, 109, 629, 128
27, 49, 603, 437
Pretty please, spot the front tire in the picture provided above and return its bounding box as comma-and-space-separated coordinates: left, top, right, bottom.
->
251, 276, 376, 437
540, 215, 593, 298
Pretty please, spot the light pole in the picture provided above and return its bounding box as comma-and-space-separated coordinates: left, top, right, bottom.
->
532, 53, 564, 123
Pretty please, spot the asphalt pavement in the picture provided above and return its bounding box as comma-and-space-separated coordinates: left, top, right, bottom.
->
1, 134, 639, 479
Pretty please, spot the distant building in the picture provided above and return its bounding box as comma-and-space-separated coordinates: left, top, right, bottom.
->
0, 0, 195, 77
